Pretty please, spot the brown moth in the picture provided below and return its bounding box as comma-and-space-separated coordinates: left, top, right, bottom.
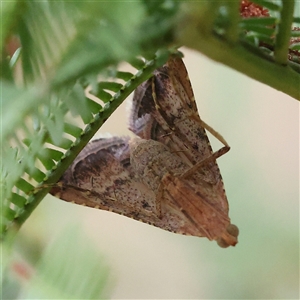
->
51, 56, 238, 247
129, 56, 238, 247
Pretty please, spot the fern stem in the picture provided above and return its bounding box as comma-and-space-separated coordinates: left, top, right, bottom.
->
274, 1, 295, 64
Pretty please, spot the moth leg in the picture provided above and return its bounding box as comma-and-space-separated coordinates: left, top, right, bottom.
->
199, 119, 229, 147
33, 182, 63, 195
177, 117, 230, 179
180, 146, 230, 179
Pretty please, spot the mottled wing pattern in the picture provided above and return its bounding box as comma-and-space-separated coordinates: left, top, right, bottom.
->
129, 56, 229, 212
130, 138, 238, 246
129, 57, 209, 164
51, 137, 156, 219
50, 137, 197, 235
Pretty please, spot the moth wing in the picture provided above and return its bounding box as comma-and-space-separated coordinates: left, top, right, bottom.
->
51, 137, 202, 235
129, 74, 190, 159
50, 137, 160, 221
129, 57, 222, 184
154, 58, 230, 203
128, 79, 159, 140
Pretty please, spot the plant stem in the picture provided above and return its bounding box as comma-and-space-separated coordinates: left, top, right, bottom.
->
274, 0, 295, 64
184, 31, 299, 100
177, 3, 300, 101
224, 0, 240, 44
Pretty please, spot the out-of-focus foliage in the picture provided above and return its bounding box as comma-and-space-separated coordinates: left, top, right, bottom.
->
2, 227, 111, 299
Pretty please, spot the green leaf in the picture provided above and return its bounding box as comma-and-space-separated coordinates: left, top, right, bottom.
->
10, 193, 27, 208
98, 82, 123, 93
240, 17, 277, 27
116, 71, 134, 81
63, 123, 83, 138
290, 43, 300, 50
65, 83, 93, 124
25, 168, 46, 183
4, 207, 16, 221
95, 89, 113, 103
15, 178, 33, 194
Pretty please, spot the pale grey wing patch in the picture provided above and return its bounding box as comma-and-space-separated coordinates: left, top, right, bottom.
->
128, 80, 156, 140
76, 137, 130, 161
128, 112, 155, 140
129, 78, 174, 143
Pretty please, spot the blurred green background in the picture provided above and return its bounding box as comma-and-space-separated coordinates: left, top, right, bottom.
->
7, 48, 299, 299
